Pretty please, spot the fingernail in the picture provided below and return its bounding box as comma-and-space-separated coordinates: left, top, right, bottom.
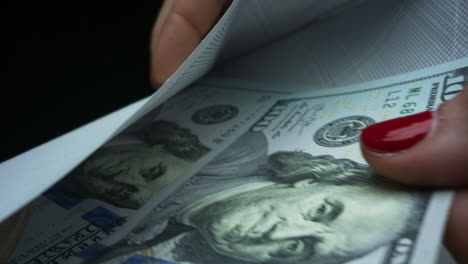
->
361, 111, 434, 153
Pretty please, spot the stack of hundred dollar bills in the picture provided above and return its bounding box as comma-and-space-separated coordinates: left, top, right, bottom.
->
1, 0, 466, 263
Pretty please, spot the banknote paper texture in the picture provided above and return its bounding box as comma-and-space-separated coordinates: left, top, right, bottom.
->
86, 60, 466, 264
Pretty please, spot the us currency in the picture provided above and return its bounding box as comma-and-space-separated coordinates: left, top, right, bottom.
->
7, 85, 281, 264
7, 59, 467, 264
95, 59, 467, 264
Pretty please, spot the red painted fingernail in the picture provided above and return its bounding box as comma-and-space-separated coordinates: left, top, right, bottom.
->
361, 111, 434, 153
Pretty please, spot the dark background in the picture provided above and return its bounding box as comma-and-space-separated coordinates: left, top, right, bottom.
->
4, 2, 164, 161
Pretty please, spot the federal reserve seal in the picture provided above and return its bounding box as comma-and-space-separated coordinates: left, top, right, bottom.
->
192, 105, 239, 125
314, 116, 375, 147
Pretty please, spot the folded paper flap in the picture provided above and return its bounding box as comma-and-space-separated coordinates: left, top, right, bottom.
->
214, 0, 468, 91
218, 0, 356, 61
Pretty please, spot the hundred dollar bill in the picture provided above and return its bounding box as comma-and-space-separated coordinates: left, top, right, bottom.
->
7, 85, 281, 264
95, 59, 467, 264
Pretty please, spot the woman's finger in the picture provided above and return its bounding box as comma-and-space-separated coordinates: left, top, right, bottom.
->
150, 0, 228, 87
360, 86, 468, 262
360, 86, 468, 187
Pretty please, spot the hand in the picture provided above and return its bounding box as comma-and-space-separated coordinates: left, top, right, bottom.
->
360, 87, 468, 263
150, 0, 229, 87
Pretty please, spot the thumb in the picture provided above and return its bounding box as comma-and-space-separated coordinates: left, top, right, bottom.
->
360, 86, 468, 187
150, 0, 229, 87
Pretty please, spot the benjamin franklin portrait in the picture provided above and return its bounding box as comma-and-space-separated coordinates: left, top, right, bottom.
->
62, 120, 210, 209
95, 131, 427, 264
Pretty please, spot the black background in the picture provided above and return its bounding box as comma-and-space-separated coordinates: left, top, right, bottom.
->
4, 2, 164, 161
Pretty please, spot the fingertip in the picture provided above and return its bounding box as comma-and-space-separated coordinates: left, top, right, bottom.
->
149, 69, 168, 89
360, 98, 468, 187
150, 12, 202, 88
359, 111, 439, 185
360, 142, 432, 186
149, 0, 229, 88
